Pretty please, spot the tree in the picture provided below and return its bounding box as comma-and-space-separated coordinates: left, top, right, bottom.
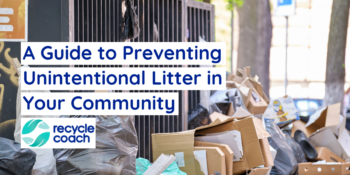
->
236, 0, 272, 98
324, 0, 349, 108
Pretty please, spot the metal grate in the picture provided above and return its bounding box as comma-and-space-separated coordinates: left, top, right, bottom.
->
186, 0, 215, 112
69, 0, 214, 161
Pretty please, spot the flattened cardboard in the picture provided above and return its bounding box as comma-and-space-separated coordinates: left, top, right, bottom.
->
298, 162, 350, 175
194, 140, 233, 175
314, 147, 345, 163
306, 103, 341, 135
232, 107, 252, 119
248, 167, 269, 175
195, 132, 242, 161
309, 128, 345, 159
253, 118, 271, 139
193, 150, 208, 175
260, 138, 274, 166
152, 130, 196, 175
194, 147, 226, 175
338, 115, 350, 158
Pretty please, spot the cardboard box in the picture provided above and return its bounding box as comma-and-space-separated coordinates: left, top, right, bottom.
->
194, 147, 226, 175
195, 113, 273, 174
307, 103, 350, 160
152, 130, 196, 175
298, 162, 350, 175
248, 167, 269, 175
306, 103, 341, 136
241, 78, 269, 114
314, 147, 345, 163
194, 140, 233, 175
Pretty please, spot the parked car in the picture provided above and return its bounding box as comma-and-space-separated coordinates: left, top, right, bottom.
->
293, 98, 323, 123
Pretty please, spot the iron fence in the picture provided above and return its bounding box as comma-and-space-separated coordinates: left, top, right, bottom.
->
69, 0, 214, 160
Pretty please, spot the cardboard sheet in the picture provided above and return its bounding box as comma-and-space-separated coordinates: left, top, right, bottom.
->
315, 147, 345, 163
152, 130, 196, 174
309, 128, 344, 159
194, 147, 226, 175
305, 103, 341, 134
195, 131, 242, 161
194, 141, 233, 175
193, 150, 208, 175
232, 107, 252, 119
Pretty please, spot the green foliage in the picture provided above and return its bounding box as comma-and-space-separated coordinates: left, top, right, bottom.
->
195, 0, 243, 10
226, 0, 244, 11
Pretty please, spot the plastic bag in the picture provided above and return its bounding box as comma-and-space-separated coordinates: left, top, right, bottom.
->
284, 133, 307, 164
121, 0, 140, 41
188, 104, 211, 130
264, 119, 298, 175
0, 137, 36, 175
54, 115, 138, 175
14, 66, 58, 175
136, 158, 186, 175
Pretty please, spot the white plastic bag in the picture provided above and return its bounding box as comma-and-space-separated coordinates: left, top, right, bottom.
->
14, 66, 58, 175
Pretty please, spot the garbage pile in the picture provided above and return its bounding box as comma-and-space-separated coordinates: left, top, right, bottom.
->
149, 66, 350, 175
1, 65, 350, 175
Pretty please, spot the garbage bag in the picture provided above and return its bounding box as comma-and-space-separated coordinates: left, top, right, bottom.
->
0, 137, 36, 175
136, 158, 186, 175
54, 115, 138, 175
284, 132, 307, 164
264, 119, 298, 175
121, 0, 140, 41
188, 104, 211, 130
14, 66, 58, 175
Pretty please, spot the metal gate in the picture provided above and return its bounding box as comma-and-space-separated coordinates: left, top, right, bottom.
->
68, 0, 214, 161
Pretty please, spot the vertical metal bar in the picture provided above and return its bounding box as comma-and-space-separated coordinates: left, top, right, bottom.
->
113, 0, 115, 42
105, 0, 107, 41
109, 0, 111, 42
167, 0, 169, 41
69, 0, 74, 42
206, 10, 208, 41
189, 7, 191, 42
201, 10, 204, 39
117, 0, 119, 41
91, 0, 93, 42
175, 0, 178, 42
96, 0, 98, 41
87, 0, 89, 41
285, 16, 288, 95
100, 0, 102, 41
77, 0, 80, 41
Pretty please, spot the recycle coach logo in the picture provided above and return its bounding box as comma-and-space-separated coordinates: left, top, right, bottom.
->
22, 119, 50, 147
